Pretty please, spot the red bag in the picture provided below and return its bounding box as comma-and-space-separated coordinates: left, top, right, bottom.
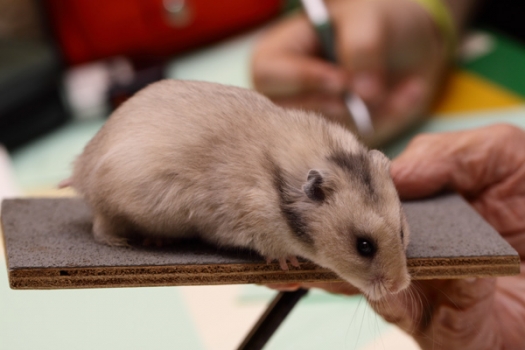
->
44, 0, 282, 65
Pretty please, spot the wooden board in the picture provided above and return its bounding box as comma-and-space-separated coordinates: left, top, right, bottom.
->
1, 195, 520, 289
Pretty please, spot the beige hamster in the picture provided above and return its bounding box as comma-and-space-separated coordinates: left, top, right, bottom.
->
70, 79, 410, 300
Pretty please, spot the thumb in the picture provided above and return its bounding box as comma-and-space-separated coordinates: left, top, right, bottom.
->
370, 278, 498, 350
419, 278, 499, 350
391, 125, 525, 200
390, 132, 455, 199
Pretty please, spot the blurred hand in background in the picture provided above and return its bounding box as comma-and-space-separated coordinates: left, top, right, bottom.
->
252, 0, 472, 132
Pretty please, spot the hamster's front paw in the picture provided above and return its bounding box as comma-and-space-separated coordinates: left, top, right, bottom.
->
266, 256, 300, 271
92, 213, 130, 247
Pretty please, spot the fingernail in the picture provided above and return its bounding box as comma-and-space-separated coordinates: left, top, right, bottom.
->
265, 283, 301, 291
352, 73, 380, 99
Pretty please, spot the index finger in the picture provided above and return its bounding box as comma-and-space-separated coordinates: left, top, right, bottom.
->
252, 15, 347, 97
391, 124, 525, 199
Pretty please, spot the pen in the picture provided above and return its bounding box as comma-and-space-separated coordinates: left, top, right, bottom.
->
300, 0, 374, 136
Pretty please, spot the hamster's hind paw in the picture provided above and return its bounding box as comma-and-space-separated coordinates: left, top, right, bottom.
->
266, 256, 301, 271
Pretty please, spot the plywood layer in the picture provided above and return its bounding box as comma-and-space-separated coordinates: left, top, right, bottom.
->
1, 195, 520, 289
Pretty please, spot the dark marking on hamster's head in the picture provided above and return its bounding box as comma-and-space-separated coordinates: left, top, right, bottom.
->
280, 205, 313, 245
328, 151, 374, 197
269, 159, 314, 246
399, 205, 410, 249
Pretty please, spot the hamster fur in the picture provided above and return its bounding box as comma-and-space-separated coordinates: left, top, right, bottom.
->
71, 79, 410, 300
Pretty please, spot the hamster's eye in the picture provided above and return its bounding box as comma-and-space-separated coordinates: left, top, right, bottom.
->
356, 238, 376, 258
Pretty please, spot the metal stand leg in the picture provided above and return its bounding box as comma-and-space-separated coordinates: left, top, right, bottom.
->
236, 288, 309, 350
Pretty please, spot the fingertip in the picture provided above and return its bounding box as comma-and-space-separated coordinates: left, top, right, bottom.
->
390, 157, 405, 178
391, 157, 447, 199
390, 155, 415, 188
264, 283, 301, 292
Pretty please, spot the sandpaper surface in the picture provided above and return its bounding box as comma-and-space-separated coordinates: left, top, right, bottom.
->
1, 195, 520, 289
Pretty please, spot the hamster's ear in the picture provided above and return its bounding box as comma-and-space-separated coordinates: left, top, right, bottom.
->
303, 169, 326, 202
368, 149, 391, 170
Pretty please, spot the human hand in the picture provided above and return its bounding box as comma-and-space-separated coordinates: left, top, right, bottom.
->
370, 124, 525, 349
269, 125, 525, 349
252, 0, 448, 131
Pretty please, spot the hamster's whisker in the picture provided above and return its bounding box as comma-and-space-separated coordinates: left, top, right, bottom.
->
409, 259, 425, 279
355, 294, 368, 350
410, 287, 424, 333
406, 284, 444, 348
380, 283, 388, 300
373, 309, 385, 350
431, 284, 460, 310
347, 292, 364, 338
381, 290, 397, 322
400, 288, 430, 343
428, 283, 470, 350
401, 288, 412, 321
378, 282, 384, 299
408, 283, 425, 330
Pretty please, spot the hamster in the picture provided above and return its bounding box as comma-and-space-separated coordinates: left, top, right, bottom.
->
70, 79, 410, 300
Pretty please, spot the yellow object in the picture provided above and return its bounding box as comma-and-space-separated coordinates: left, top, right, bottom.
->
25, 187, 78, 197
410, 0, 456, 56
433, 70, 524, 115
